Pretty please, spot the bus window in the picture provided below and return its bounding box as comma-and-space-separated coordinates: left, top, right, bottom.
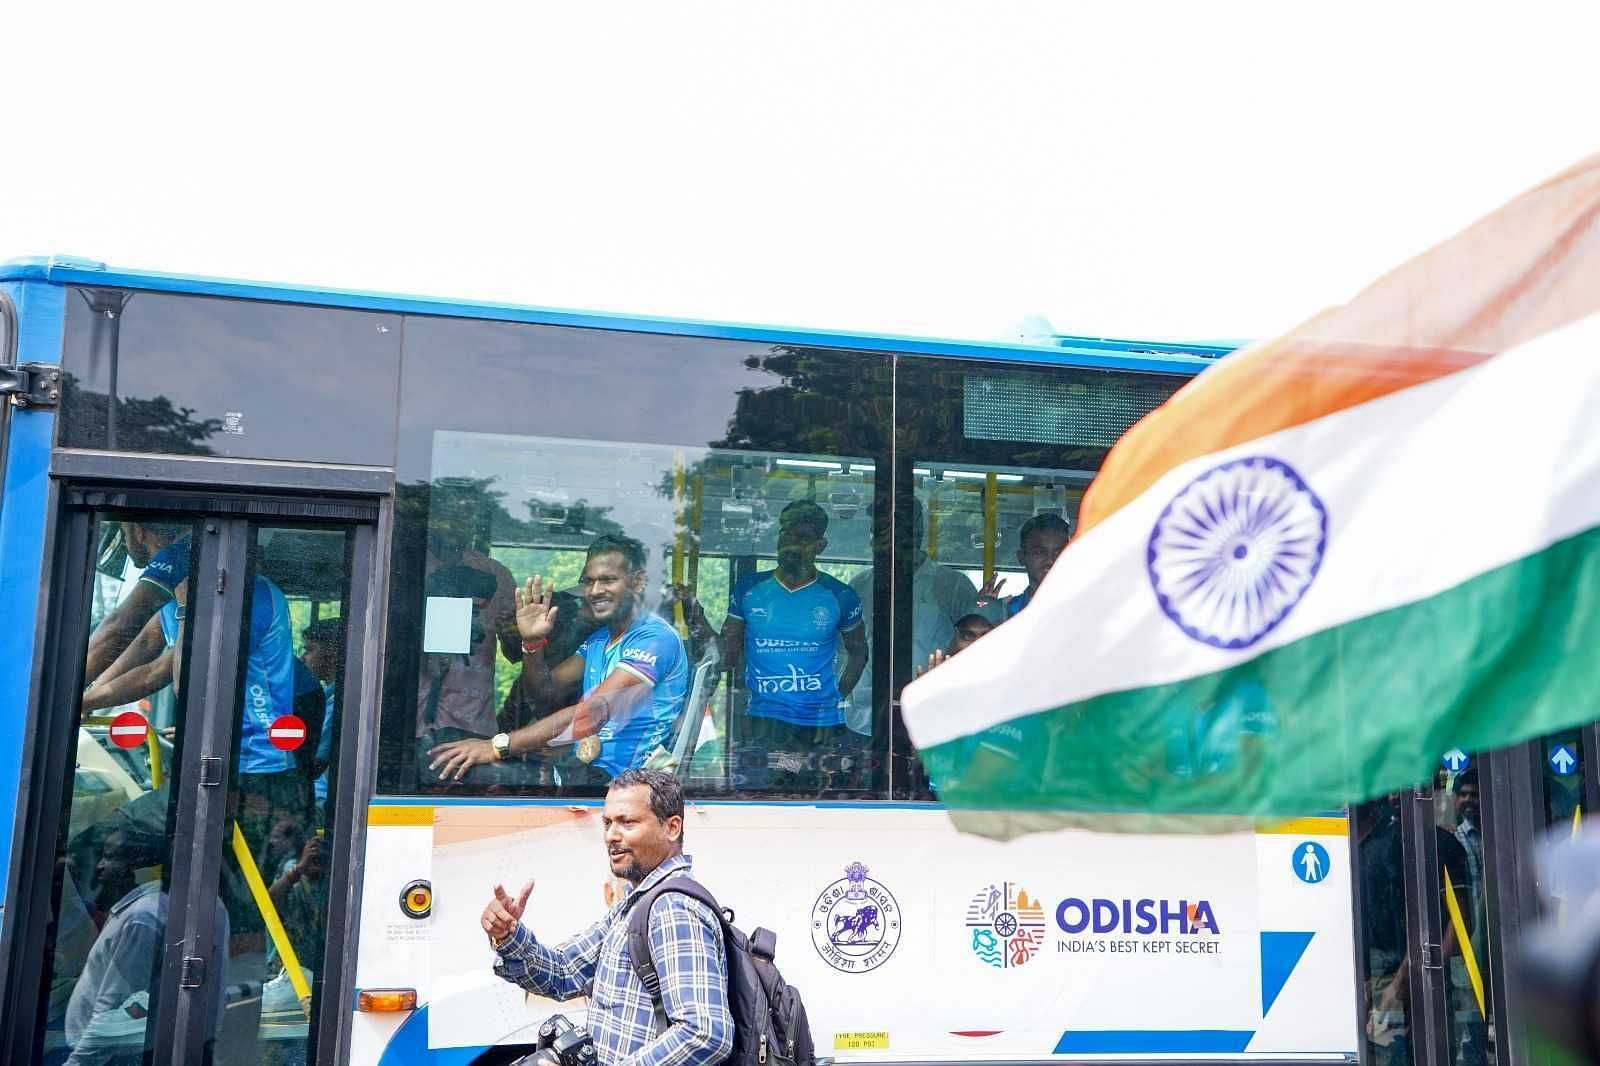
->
57, 287, 401, 465
895, 356, 1184, 797
378, 320, 892, 801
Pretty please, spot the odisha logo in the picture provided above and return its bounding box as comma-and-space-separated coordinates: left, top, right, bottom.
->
1146, 455, 1327, 650
811, 861, 902, 973
966, 882, 1047, 969
1055, 897, 1221, 935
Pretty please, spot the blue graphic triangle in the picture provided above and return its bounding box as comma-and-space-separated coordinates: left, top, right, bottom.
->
1260, 931, 1314, 1016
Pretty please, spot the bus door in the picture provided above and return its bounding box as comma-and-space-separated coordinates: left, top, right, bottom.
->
1, 487, 379, 1066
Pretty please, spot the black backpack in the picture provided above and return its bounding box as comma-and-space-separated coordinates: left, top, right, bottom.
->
627, 876, 815, 1066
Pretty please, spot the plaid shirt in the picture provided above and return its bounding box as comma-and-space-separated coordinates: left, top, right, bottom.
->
494, 854, 733, 1066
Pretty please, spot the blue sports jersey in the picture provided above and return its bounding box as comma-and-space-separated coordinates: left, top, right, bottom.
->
139, 535, 192, 598
577, 613, 688, 778
728, 570, 863, 727
1004, 586, 1036, 618
158, 574, 300, 774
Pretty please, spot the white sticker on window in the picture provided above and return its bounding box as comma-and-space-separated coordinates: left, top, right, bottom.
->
422, 596, 473, 654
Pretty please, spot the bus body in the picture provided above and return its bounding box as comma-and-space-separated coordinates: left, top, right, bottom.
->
0, 256, 1542, 1066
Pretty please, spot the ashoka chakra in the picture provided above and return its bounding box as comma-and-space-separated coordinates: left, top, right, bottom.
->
1146, 456, 1327, 649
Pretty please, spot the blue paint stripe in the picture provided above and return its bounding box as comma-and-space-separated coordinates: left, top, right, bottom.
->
0, 256, 1231, 375
1054, 1030, 1255, 1054
368, 795, 940, 810
0, 280, 65, 906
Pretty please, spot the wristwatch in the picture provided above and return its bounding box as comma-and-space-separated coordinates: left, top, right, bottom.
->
491, 732, 512, 761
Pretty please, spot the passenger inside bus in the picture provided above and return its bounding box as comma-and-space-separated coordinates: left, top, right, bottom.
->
427, 535, 690, 787
720, 500, 867, 793
844, 497, 990, 742
1001, 512, 1071, 617
301, 618, 344, 815
413, 481, 521, 782
80, 522, 191, 690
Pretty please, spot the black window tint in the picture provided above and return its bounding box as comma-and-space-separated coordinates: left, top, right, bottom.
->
378, 317, 893, 801
58, 288, 401, 465
891, 356, 1187, 798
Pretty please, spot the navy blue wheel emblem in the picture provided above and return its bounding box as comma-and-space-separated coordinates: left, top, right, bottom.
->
1147, 456, 1327, 650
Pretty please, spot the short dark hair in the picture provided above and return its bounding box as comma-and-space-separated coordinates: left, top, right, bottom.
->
608, 768, 685, 841
131, 521, 188, 544
586, 534, 647, 573
779, 499, 829, 537
1019, 512, 1071, 547
303, 617, 345, 647
1452, 767, 1479, 793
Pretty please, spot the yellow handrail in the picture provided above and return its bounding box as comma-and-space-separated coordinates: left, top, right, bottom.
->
1442, 865, 1485, 1019
230, 822, 313, 1011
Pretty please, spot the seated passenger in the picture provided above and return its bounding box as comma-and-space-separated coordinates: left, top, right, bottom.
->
1000, 513, 1071, 617
947, 612, 996, 654
427, 535, 688, 787
723, 501, 867, 783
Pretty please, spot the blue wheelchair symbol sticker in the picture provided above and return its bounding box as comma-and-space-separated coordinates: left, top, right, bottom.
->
1292, 841, 1330, 884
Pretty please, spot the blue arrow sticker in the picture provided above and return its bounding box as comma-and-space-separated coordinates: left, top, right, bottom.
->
1441, 749, 1470, 773
1549, 743, 1578, 777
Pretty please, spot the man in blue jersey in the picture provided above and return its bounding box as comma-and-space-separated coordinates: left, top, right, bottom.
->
82, 522, 193, 692
427, 535, 689, 788
998, 512, 1071, 618
721, 500, 867, 788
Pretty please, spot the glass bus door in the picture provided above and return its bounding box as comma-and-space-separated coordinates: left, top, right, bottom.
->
4, 491, 376, 1066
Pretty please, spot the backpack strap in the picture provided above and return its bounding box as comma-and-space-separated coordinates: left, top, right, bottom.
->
625, 875, 725, 1002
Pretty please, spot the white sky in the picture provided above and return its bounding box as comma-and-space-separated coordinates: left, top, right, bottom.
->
3, 3, 1596, 345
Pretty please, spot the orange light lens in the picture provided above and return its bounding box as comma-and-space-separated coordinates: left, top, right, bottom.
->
357, 988, 418, 1012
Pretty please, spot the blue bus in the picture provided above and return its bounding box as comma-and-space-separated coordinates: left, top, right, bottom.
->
0, 257, 1555, 1066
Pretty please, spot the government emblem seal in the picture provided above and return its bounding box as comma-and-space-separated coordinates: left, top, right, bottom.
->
1147, 455, 1327, 649
811, 861, 901, 973
966, 881, 1046, 968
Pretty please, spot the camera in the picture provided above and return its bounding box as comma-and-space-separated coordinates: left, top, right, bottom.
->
507, 1013, 598, 1066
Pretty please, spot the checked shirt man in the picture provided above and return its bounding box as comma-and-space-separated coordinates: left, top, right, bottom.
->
482, 770, 732, 1066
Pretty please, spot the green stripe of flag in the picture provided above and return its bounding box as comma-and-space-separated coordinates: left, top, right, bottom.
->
922, 525, 1600, 820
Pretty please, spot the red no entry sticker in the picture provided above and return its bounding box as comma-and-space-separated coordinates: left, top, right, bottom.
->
110, 710, 150, 749
269, 714, 308, 752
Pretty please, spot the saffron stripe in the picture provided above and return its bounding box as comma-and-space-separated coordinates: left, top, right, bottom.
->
1078, 152, 1600, 535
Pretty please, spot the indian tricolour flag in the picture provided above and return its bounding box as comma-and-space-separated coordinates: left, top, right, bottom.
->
904, 153, 1600, 835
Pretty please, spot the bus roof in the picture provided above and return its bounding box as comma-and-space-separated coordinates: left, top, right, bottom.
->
1, 255, 1236, 374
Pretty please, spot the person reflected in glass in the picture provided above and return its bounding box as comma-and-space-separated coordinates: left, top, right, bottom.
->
721, 501, 867, 791
1447, 768, 1489, 1066
844, 498, 984, 743
414, 480, 521, 774
992, 513, 1071, 618
427, 535, 689, 789
62, 825, 228, 1066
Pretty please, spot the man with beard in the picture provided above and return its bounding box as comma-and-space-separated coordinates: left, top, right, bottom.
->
480, 770, 732, 1066
721, 501, 866, 788
427, 535, 688, 787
